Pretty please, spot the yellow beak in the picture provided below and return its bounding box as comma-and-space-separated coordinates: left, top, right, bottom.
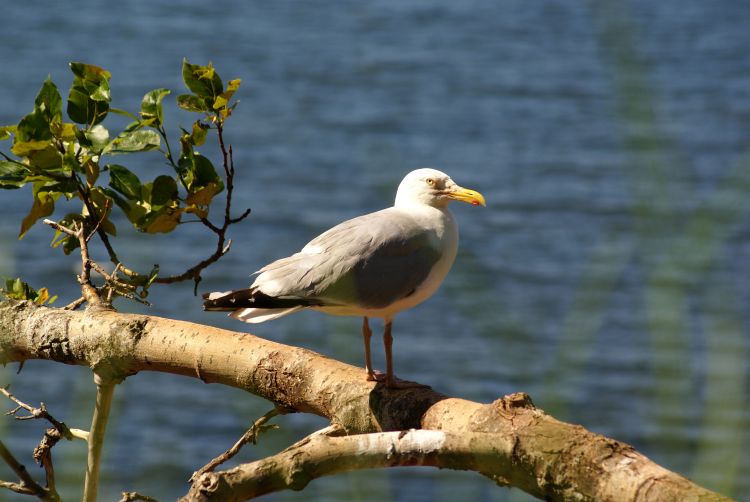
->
446, 185, 486, 207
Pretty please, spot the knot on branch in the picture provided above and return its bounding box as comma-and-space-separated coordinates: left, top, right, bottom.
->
84, 313, 149, 383
285, 459, 312, 491
185, 472, 227, 501
32, 427, 62, 466
84, 300, 117, 314
494, 392, 535, 412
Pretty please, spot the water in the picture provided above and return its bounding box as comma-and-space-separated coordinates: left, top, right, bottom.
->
1, 1, 749, 500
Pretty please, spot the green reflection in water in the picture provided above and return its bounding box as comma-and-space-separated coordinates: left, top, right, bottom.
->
544, 1, 750, 497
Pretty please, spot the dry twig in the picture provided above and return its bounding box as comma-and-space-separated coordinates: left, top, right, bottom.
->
0, 387, 88, 499
155, 124, 250, 293
190, 407, 283, 482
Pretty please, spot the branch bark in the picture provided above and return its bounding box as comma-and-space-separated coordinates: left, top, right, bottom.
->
183, 428, 516, 501
0, 300, 731, 502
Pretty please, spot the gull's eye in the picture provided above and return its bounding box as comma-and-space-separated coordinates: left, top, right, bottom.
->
425, 178, 436, 187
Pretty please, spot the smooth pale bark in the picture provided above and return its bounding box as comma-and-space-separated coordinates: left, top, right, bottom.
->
0, 301, 731, 502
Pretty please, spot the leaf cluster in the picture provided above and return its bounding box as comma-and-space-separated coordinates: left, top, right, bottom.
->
0, 59, 244, 303
1, 59, 239, 242
0, 277, 57, 305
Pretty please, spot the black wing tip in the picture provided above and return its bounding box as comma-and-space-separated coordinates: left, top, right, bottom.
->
203, 288, 319, 311
202, 290, 243, 311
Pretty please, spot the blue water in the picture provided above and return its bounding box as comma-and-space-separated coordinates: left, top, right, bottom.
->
1, 1, 749, 500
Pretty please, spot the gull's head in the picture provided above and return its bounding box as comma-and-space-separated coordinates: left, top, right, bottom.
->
394, 168, 486, 209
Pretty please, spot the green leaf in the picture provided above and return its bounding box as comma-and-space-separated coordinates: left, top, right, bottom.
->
69, 63, 112, 98
109, 107, 139, 121
50, 213, 84, 253
103, 187, 147, 226
83, 186, 117, 236
108, 164, 142, 200
140, 88, 171, 126
141, 206, 182, 233
16, 109, 53, 144
67, 62, 111, 125
50, 122, 77, 141
0, 125, 15, 141
85, 186, 114, 217
213, 78, 241, 111
68, 85, 110, 125
19, 183, 59, 238
84, 159, 100, 186
2, 277, 29, 299
1, 277, 57, 305
177, 152, 222, 189
190, 121, 209, 146
36, 178, 77, 198
24, 144, 64, 175
0, 161, 29, 189
176, 94, 208, 113
130, 175, 181, 233
34, 77, 63, 123
10, 140, 53, 157
101, 186, 130, 211
12, 78, 63, 148
178, 152, 224, 209
139, 207, 180, 233
149, 175, 178, 207
181, 59, 223, 99
104, 129, 160, 155
186, 181, 223, 206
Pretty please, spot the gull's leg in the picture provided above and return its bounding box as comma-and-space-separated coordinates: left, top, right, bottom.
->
383, 319, 429, 389
362, 317, 382, 381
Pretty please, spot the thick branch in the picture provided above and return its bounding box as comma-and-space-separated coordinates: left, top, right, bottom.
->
0, 300, 730, 502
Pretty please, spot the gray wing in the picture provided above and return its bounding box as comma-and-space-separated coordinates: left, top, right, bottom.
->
252, 208, 443, 309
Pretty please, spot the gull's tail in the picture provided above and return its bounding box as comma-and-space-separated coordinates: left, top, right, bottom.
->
202, 289, 309, 324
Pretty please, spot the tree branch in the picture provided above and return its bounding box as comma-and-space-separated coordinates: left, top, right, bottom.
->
42, 219, 102, 306
0, 300, 731, 502
83, 375, 117, 502
182, 428, 515, 501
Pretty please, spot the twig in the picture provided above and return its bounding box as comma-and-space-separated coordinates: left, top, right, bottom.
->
74, 177, 130, 271
44, 218, 146, 308
42, 219, 102, 306
1, 387, 88, 496
0, 440, 45, 492
33, 429, 59, 493
85, 198, 111, 243
64, 296, 87, 311
0, 479, 37, 496
190, 407, 283, 482
153, 120, 250, 289
1, 387, 87, 441
0, 440, 57, 501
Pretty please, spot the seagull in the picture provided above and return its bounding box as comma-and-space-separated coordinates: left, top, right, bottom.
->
203, 168, 485, 388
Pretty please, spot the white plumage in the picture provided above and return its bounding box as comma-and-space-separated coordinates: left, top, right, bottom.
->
204, 168, 485, 387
